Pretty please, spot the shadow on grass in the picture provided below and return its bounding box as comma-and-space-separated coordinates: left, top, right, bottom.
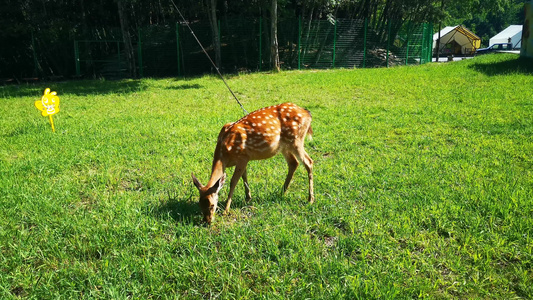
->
1, 78, 202, 98
469, 55, 533, 76
64, 80, 147, 96
152, 191, 203, 225
152, 186, 308, 225
1, 80, 146, 98
220, 188, 299, 210
164, 83, 202, 90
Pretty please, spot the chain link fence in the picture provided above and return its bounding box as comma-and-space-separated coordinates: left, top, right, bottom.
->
4, 18, 432, 80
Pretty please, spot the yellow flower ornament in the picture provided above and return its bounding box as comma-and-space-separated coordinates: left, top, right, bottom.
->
35, 88, 60, 131
35, 88, 60, 116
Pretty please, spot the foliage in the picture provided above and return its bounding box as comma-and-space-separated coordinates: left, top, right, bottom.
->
0, 0, 529, 78
446, 0, 528, 46
1, 53, 532, 298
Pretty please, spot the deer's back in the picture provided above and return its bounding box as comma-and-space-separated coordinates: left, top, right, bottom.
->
216, 103, 312, 164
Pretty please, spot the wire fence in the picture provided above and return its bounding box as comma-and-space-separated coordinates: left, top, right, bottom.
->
4, 18, 432, 80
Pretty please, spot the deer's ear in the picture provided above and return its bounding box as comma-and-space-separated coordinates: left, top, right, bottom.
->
208, 173, 226, 194
191, 173, 203, 190
217, 173, 227, 192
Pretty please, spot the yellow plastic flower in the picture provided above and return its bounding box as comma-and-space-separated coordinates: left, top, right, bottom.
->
35, 88, 60, 117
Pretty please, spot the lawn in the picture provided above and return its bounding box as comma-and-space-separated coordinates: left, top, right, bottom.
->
1, 53, 532, 299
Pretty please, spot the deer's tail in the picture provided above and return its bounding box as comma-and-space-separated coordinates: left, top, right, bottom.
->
306, 125, 313, 141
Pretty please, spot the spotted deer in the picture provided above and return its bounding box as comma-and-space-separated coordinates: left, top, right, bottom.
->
192, 102, 314, 224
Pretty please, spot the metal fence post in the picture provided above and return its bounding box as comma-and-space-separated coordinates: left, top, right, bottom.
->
298, 15, 301, 70
363, 18, 367, 68
405, 21, 411, 66
332, 20, 337, 68
74, 40, 80, 76
428, 23, 433, 63
31, 31, 40, 77
117, 41, 121, 78
138, 28, 143, 78
386, 20, 391, 68
176, 22, 181, 76
218, 19, 221, 65
259, 16, 262, 71
421, 23, 426, 64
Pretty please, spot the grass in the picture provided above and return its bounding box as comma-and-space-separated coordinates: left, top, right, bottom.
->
1, 53, 532, 299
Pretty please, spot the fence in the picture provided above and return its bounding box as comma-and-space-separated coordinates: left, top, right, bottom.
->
7, 17, 433, 80
2, 28, 75, 81
296, 18, 433, 69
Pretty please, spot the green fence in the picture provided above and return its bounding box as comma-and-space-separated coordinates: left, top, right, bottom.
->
72, 18, 433, 78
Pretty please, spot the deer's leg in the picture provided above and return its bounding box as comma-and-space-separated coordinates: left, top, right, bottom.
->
242, 168, 252, 201
282, 151, 299, 194
224, 161, 248, 214
296, 146, 314, 204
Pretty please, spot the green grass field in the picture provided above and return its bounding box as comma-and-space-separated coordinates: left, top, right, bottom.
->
1, 53, 532, 299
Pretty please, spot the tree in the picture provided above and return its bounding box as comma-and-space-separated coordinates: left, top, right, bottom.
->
117, 0, 136, 77
206, 0, 222, 69
0, 0, 525, 78
445, 0, 521, 46
270, 0, 280, 72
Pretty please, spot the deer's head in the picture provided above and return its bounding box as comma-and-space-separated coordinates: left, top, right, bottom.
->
191, 173, 226, 224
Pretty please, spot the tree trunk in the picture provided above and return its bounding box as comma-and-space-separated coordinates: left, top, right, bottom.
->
207, 0, 222, 70
117, 0, 136, 78
270, 0, 280, 72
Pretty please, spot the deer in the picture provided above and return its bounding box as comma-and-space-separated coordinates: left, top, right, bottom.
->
191, 102, 314, 224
